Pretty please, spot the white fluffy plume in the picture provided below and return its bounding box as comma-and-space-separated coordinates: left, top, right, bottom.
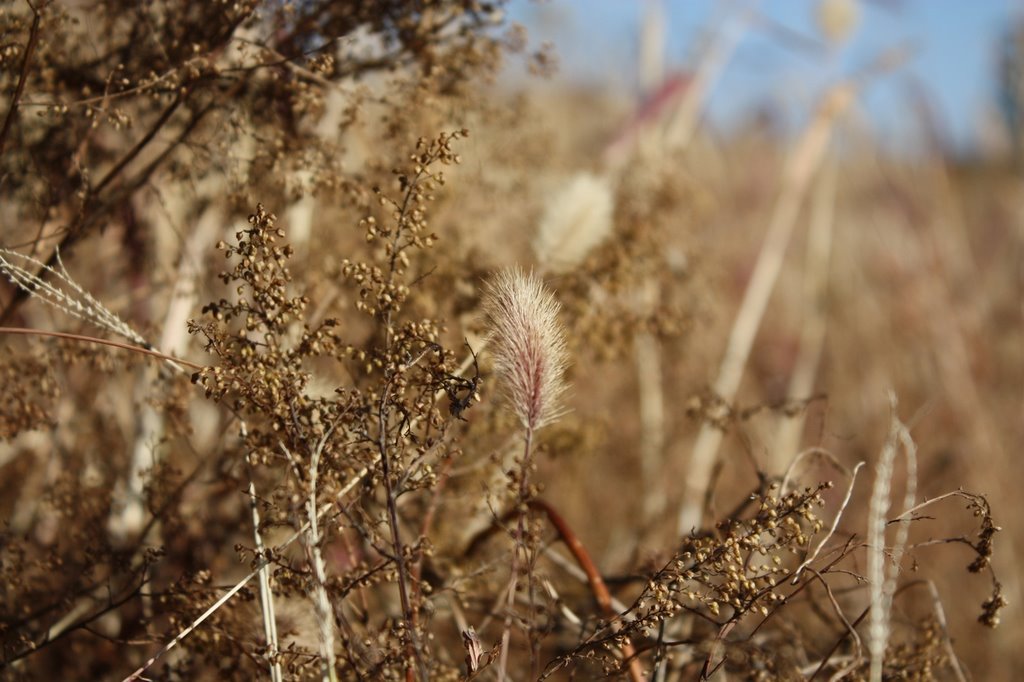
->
483, 268, 570, 431
533, 172, 615, 273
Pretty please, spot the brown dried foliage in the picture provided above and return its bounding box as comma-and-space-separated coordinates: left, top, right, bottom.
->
0, 1, 1014, 680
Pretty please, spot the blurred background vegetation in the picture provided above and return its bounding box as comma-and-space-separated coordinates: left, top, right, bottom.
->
0, 0, 1020, 679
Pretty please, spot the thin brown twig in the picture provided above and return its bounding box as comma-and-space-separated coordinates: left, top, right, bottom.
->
923, 580, 970, 682
890, 489, 983, 523
698, 619, 736, 680
498, 427, 533, 682
92, 94, 183, 195
808, 579, 929, 681
0, 0, 44, 159
0, 326, 203, 369
805, 567, 863, 678
747, 535, 861, 641
377, 377, 428, 682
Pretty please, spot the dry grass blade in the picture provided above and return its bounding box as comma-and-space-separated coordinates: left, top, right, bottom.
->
0, 248, 148, 347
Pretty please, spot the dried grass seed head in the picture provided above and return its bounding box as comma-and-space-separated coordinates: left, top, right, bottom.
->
533, 172, 615, 273
483, 268, 570, 431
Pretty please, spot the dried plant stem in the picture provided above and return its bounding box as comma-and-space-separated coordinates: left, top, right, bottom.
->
867, 393, 918, 682
112, 210, 220, 542
924, 581, 969, 682
0, 327, 201, 370
635, 331, 667, 522
540, 547, 630, 614
780, 446, 850, 496
247, 472, 283, 682
662, 3, 752, 152
303, 428, 339, 682
280, 434, 340, 682
122, 579, 254, 680
792, 461, 864, 584
466, 496, 642, 681
126, 451, 434, 682
773, 157, 838, 472
528, 499, 644, 682
678, 83, 855, 535
891, 490, 986, 523
541, 578, 583, 627
0, 0, 42, 158
454, 430, 521, 551
808, 597, 874, 680
637, 0, 665, 94
498, 427, 534, 682
377, 385, 428, 682
122, 501, 335, 681
409, 455, 453, 619
805, 567, 863, 679
43, 601, 93, 645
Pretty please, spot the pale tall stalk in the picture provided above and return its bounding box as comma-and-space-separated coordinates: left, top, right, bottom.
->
772, 157, 838, 471
678, 83, 856, 534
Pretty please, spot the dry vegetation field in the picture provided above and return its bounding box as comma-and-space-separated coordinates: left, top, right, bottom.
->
0, 1, 1020, 680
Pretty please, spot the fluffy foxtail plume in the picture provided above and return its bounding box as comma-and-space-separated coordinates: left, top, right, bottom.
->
533, 172, 615, 273
483, 268, 570, 432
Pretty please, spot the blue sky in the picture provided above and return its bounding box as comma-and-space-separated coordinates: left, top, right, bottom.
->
507, 1, 1017, 155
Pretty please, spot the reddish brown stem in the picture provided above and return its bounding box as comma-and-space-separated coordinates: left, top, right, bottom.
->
0, 327, 202, 369
466, 499, 644, 682
527, 499, 644, 682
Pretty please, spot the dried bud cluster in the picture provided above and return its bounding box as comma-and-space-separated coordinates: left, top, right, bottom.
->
189, 205, 333, 417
